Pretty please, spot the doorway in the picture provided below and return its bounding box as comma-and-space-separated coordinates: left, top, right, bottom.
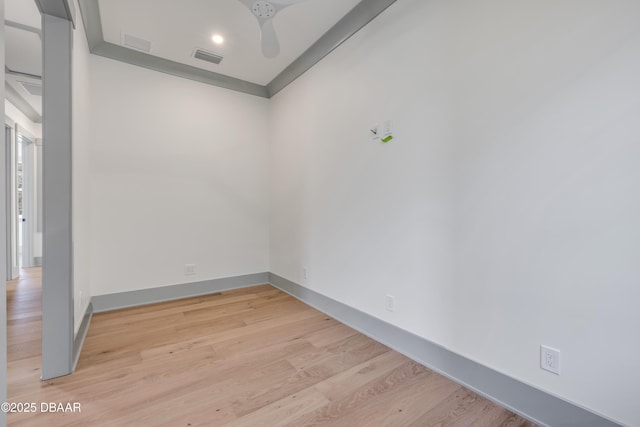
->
4, 123, 18, 280
4, 123, 39, 280
5, 0, 76, 381
17, 130, 38, 270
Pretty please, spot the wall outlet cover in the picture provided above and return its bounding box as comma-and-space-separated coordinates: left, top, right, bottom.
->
184, 264, 196, 275
385, 294, 395, 312
540, 345, 561, 375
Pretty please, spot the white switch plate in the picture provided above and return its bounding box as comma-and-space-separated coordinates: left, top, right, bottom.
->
540, 345, 560, 375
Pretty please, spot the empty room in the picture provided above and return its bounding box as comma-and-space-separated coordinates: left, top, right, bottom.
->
2, 0, 639, 426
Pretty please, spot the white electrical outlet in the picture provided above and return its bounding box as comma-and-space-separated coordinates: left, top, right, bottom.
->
385, 295, 395, 312
184, 264, 196, 276
302, 267, 309, 280
540, 345, 561, 375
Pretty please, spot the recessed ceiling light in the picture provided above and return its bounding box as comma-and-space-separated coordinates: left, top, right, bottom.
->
212, 34, 224, 45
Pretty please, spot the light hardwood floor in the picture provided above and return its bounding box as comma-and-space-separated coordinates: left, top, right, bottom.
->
7, 268, 536, 426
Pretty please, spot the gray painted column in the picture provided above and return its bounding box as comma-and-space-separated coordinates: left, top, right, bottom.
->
35, 0, 76, 26
41, 12, 75, 380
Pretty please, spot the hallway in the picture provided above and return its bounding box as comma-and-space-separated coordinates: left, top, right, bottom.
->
6, 268, 42, 366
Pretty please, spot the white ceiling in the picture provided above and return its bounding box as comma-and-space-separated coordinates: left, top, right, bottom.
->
5, 73, 42, 116
3, 0, 368, 120
5, 0, 41, 28
4, 0, 42, 119
99, 0, 361, 85
6, 26, 41, 76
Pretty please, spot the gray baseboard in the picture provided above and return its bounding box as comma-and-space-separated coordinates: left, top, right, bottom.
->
72, 302, 93, 371
268, 273, 622, 427
91, 272, 270, 313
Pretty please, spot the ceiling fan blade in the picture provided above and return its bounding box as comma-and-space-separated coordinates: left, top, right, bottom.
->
260, 19, 280, 58
270, 0, 306, 5
236, 0, 309, 58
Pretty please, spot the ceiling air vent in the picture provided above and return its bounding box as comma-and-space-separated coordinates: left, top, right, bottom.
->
19, 81, 43, 97
122, 33, 152, 53
193, 48, 223, 65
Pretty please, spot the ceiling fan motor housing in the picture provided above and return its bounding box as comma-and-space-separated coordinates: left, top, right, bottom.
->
252, 1, 276, 18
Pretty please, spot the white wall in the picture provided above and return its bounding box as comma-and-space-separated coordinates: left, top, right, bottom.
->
87, 56, 270, 296
269, 0, 640, 425
72, 0, 92, 334
1, 1, 8, 423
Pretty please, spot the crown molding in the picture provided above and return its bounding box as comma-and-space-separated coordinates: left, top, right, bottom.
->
77, 0, 399, 98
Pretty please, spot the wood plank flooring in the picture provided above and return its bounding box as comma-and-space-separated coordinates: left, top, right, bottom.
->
7, 268, 536, 426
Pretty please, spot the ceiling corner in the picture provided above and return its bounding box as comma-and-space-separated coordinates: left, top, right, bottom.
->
76, 0, 399, 99
34, 0, 76, 27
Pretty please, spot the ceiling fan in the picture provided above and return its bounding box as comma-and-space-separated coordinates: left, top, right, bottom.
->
237, 0, 307, 58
